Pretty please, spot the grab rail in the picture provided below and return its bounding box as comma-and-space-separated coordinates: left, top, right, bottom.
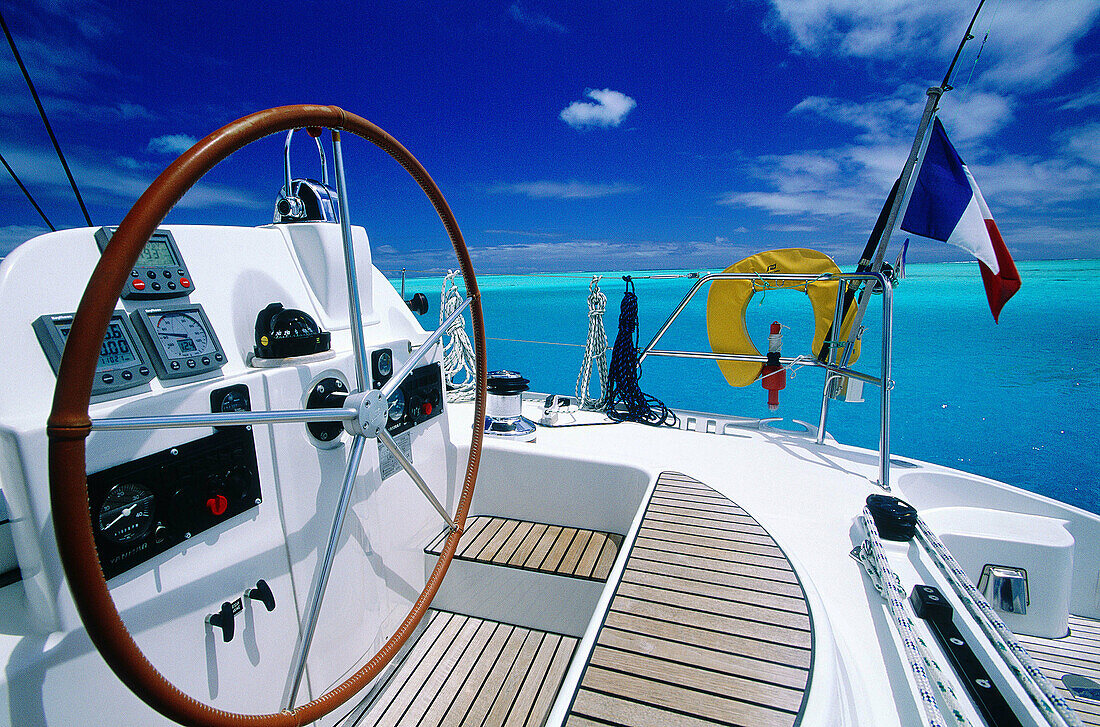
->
636, 271, 894, 488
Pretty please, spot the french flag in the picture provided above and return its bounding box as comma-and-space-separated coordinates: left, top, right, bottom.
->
900, 118, 1021, 322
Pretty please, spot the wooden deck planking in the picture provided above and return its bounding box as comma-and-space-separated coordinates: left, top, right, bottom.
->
1015, 615, 1100, 727
356, 611, 577, 727
426, 516, 624, 582
567, 472, 812, 727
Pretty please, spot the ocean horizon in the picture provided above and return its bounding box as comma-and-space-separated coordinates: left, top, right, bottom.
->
394, 258, 1100, 515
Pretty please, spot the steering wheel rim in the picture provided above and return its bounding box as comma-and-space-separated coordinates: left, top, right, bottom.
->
46, 105, 487, 727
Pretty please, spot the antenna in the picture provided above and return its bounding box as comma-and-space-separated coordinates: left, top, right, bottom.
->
941, 0, 988, 91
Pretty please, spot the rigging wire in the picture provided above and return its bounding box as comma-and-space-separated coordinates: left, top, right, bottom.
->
962, 2, 1000, 91
0, 150, 55, 230
0, 8, 92, 227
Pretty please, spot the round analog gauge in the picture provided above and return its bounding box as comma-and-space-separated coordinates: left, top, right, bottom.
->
376, 350, 393, 378
387, 389, 406, 423
97, 483, 156, 545
155, 312, 208, 357
218, 389, 249, 413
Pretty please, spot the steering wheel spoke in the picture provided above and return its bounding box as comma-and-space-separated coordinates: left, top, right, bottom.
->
378, 429, 456, 531
380, 295, 473, 399
89, 407, 359, 432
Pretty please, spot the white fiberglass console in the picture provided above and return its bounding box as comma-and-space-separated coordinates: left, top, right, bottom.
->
0, 221, 456, 724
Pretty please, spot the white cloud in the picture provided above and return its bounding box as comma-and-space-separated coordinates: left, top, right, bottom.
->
491, 181, 640, 199
1058, 85, 1100, 110
508, 3, 567, 33
147, 134, 198, 155
0, 142, 266, 213
1061, 123, 1100, 167
0, 225, 52, 256
765, 0, 1100, 92
560, 89, 637, 129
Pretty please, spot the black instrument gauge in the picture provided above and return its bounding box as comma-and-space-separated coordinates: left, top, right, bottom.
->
218, 389, 249, 414
97, 483, 156, 545
387, 388, 406, 423
377, 350, 393, 378
371, 348, 394, 389
131, 304, 226, 380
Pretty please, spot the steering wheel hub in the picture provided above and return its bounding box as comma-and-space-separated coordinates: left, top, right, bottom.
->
343, 389, 389, 438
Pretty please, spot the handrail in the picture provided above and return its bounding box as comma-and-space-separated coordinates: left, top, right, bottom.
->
636, 271, 894, 488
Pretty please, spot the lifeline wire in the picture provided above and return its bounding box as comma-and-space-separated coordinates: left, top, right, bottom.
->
605, 278, 677, 427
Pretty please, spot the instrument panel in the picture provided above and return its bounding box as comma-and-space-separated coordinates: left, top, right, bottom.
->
88, 387, 262, 579
131, 304, 226, 380
33, 312, 156, 396
95, 226, 194, 300
35, 228, 225, 396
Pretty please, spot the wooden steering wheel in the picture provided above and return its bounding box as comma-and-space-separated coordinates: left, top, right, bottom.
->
46, 105, 487, 727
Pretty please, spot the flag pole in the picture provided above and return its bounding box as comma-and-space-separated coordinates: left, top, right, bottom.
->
828, 1, 987, 378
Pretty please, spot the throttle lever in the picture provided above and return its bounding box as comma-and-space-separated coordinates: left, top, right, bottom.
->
206, 600, 238, 642
244, 579, 276, 612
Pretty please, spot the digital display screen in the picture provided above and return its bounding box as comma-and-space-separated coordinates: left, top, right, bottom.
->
59, 320, 138, 370
135, 237, 178, 268
151, 310, 212, 358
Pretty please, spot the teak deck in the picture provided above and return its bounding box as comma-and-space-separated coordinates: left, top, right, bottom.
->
565, 471, 813, 727
426, 516, 624, 582
354, 610, 577, 727
1015, 615, 1100, 726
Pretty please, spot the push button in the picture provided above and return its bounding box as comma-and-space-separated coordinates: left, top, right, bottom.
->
201, 356, 210, 366
163, 270, 172, 278
179, 277, 191, 289
147, 270, 156, 279
167, 282, 176, 290
170, 361, 181, 371
151, 282, 161, 291
121, 370, 133, 381
132, 279, 146, 291
187, 359, 196, 368
139, 366, 150, 376
101, 373, 114, 385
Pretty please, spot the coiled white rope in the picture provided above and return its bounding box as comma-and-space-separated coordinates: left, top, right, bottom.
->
915, 520, 1083, 727
439, 270, 476, 402
575, 275, 608, 410
856, 510, 973, 727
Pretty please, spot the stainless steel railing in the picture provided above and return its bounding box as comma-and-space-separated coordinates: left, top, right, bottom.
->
636, 271, 894, 488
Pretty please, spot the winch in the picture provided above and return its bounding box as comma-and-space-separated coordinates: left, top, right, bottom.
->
484, 370, 536, 442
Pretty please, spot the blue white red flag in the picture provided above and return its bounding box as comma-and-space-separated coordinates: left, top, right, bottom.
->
900, 118, 1021, 321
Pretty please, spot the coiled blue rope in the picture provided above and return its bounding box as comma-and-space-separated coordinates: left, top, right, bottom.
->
606, 278, 678, 427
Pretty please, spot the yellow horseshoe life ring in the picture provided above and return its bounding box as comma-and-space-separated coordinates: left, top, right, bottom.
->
706, 248, 860, 387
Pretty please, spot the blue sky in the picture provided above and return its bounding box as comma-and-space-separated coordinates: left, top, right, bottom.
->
1, 0, 1098, 273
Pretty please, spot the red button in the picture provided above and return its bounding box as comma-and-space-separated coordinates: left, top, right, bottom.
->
179, 277, 191, 288
206, 494, 228, 516
132, 279, 146, 290
421, 402, 433, 416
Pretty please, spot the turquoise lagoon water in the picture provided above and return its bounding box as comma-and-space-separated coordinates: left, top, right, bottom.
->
399, 260, 1100, 515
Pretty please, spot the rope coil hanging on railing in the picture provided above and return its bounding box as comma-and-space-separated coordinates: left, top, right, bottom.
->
575, 275, 609, 410
606, 278, 677, 427
440, 269, 477, 402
